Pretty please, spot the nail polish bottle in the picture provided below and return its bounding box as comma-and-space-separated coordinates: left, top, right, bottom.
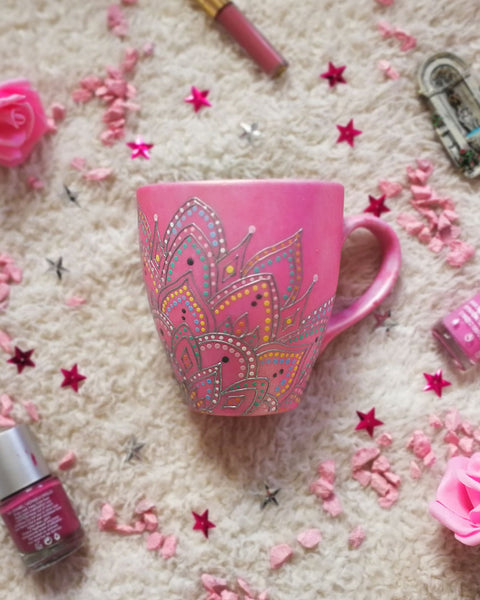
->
0, 425, 84, 571
432, 291, 480, 371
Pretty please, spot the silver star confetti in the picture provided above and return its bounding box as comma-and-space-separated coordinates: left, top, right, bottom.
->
63, 184, 80, 207
46, 257, 69, 281
124, 436, 145, 462
261, 483, 280, 509
240, 122, 262, 144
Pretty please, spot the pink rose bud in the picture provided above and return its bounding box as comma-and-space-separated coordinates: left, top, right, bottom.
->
0, 79, 48, 167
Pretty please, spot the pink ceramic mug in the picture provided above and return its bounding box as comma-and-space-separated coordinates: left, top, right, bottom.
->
137, 180, 401, 416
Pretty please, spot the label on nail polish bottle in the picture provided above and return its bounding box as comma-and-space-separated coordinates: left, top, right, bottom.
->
433, 292, 480, 370
0, 477, 81, 554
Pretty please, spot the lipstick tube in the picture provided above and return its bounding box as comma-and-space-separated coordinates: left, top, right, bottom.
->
193, 0, 288, 77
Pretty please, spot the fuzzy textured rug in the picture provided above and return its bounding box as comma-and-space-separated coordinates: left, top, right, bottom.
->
1, 0, 480, 598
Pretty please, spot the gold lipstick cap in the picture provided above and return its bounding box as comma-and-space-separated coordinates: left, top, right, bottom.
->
193, 0, 229, 19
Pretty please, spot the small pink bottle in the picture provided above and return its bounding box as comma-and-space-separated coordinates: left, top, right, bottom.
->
432, 291, 480, 371
0, 425, 84, 571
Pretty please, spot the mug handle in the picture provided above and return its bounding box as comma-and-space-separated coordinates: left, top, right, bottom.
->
320, 214, 402, 350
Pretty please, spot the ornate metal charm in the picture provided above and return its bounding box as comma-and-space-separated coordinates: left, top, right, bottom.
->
418, 52, 480, 177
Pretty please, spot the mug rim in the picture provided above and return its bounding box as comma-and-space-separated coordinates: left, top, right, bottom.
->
137, 179, 344, 194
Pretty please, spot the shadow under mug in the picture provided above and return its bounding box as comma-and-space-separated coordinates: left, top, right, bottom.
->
137, 180, 401, 417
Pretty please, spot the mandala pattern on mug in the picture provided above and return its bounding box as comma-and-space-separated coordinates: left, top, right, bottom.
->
139, 196, 334, 415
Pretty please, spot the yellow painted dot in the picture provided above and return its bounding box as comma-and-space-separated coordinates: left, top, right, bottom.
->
265, 326, 270, 332
225, 300, 230, 306
215, 309, 219, 315
156, 254, 160, 262
265, 318, 271, 324
231, 295, 237, 301
244, 289, 250, 295
226, 265, 234, 274
286, 318, 292, 325
262, 283, 267, 289
253, 285, 258, 292
220, 304, 225, 311
237, 292, 243, 299
263, 336, 269, 342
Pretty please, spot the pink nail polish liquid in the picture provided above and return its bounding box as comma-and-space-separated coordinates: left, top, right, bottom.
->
432, 292, 480, 371
0, 425, 84, 571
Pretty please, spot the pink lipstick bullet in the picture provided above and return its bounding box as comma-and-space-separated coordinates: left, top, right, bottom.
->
193, 0, 288, 77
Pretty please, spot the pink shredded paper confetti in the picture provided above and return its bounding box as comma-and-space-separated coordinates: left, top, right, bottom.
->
378, 21, 416, 51
22, 401, 40, 422
378, 60, 400, 80
0, 330, 13, 354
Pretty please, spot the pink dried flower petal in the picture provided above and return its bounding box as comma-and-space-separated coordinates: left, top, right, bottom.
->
376, 432, 393, 447
423, 450, 436, 467
446, 240, 475, 267
23, 400, 40, 422
409, 460, 422, 480
370, 472, 390, 496
351, 446, 380, 471
143, 511, 158, 532
297, 528, 322, 549
372, 455, 391, 473
348, 526, 366, 549
81, 76, 103, 91
143, 42, 155, 56
447, 443, 460, 458
443, 430, 459, 445
0, 330, 13, 354
27, 176, 45, 190
0, 394, 13, 416
352, 469, 372, 487
146, 531, 164, 551
107, 4, 128, 37
269, 544, 293, 569
459, 436, 474, 456
122, 47, 139, 73
461, 421, 474, 436
317, 459, 336, 482
429, 414, 443, 429
135, 498, 156, 514
201, 574, 228, 593
0, 415, 16, 427
70, 157, 87, 171
394, 30, 417, 51
378, 20, 395, 37
66, 296, 87, 307
98, 503, 117, 530
51, 102, 66, 122
322, 493, 343, 517
445, 409, 461, 432
83, 167, 113, 181
58, 450, 76, 470
237, 578, 254, 597
378, 484, 399, 508
384, 471, 401, 487
72, 88, 93, 103
378, 60, 399, 80
309, 477, 334, 499
0, 283, 10, 304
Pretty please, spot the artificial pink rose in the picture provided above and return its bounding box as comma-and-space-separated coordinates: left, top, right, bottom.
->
429, 453, 480, 545
0, 79, 48, 168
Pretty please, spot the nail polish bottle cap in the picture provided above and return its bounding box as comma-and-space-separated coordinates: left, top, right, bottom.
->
0, 425, 50, 501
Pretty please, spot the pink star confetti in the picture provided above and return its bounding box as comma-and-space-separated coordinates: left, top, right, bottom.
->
336, 119, 362, 147
127, 137, 154, 159
7, 347, 35, 374
184, 86, 212, 112
192, 509, 215, 538
355, 408, 384, 437
60, 364, 87, 392
364, 194, 390, 217
320, 62, 346, 87
423, 369, 451, 397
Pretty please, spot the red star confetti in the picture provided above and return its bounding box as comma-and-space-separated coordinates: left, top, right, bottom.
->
60, 364, 86, 392
320, 62, 346, 87
126, 137, 154, 159
355, 408, 384, 437
423, 369, 451, 397
364, 194, 390, 218
7, 347, 35, 374
192, 509, 215, 538
184, 86, 211, 112
336, 119, 362, 147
